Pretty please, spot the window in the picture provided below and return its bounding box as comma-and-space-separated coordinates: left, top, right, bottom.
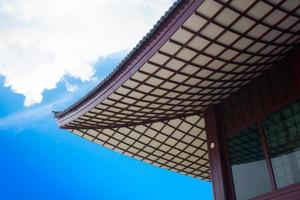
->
227, 99, 300, 199
227, 124, 272, 200
263, 100, 300, 189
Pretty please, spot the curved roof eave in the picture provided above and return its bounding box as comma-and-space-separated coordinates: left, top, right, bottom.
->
55, 0, 204, 124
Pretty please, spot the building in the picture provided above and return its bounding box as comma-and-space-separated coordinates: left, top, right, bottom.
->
54, 0, 300, 199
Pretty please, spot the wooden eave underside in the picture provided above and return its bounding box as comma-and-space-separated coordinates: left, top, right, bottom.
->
55, 0, 300, 180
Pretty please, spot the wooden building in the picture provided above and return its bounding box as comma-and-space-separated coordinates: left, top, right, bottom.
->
55, 0, 300, 199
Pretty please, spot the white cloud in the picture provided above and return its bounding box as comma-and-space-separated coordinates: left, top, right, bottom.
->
63, 79, 78, 93
0, 0, 174, 106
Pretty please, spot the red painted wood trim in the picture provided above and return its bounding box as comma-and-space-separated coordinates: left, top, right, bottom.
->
205, 105, 235, 200
220, 48, 300, 199
252, 183, 300, 200
257, 121, 277, 191
57, 0, 205, 127
223, 51, 300, 137
225, 92, 300, 137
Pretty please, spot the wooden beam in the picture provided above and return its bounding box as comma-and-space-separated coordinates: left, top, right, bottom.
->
204, 105, 234, 200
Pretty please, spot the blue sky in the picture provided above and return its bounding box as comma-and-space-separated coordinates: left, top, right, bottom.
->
0, 1, 212, 199
0, 52, 212, 200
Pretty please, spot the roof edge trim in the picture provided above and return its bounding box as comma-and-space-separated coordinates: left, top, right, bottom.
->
61, 111, 204, 130
56, 0, 205, 127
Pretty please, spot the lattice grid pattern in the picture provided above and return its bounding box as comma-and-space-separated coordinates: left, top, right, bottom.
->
72, 115, 210, 180
64, 0, 300, 130
58, 0, 300, 180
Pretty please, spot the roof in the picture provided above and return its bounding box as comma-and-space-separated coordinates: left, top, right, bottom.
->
55, 0, 300, 180
55, 0, 183, 119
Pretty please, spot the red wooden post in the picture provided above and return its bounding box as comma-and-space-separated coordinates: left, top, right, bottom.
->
205, 105, 235, 200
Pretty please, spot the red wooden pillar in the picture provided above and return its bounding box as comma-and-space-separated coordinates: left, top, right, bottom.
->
204, 105, 235, 200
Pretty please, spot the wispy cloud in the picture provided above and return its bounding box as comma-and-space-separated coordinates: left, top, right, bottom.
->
0, 95, 71, 129
63, 79, 78, 93
0, 0, 174, 106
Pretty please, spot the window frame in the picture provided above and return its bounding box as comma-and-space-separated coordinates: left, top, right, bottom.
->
225, 100, 300, 200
